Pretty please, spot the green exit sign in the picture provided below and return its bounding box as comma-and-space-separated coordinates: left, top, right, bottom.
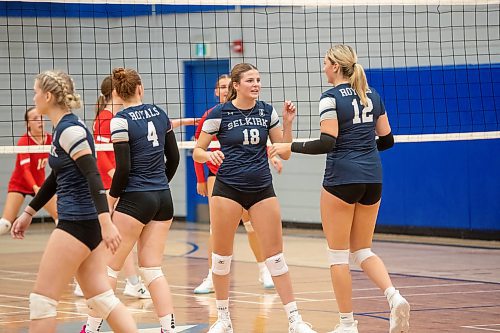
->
195, 43, 210, 57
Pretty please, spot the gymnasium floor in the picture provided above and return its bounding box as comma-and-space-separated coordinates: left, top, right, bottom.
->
0, 222, 499, 333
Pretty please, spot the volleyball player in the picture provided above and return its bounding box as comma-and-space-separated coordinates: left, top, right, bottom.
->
271, 44, 410, 333
0, 107, 57, 235
82, 67, 180, 333
193, 74, 278, 294
11, 70, 136, 333
193, 63, 317, 333
73, 76, 150, 300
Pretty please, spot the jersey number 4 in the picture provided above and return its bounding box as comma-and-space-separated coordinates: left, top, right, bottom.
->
352, 98, 373, 124
242, 128, 260, 145
147, 121, 159, 147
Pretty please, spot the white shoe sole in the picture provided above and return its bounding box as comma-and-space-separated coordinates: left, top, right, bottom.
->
390, 300, 410, 333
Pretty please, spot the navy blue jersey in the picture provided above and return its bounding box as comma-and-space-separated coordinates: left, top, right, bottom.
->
202, 100, 280, 191
110, 104, 172, 193
49, 113, 97, 220
320, 83, 386, 186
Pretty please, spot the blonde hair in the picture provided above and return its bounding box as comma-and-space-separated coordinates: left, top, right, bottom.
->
95, 75, 112, 115
326, 44, 369, 106
36, 70, 81, 109
112, 67, 142, 101
226, 63, 258, 101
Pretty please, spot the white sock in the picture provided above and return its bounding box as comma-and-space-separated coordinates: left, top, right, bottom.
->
384, 286, 397, 303
127, 275, 140, 285
257, 262, 266, 272
159, 313, 175, 331
85, 315, 103, 333
207, 268, 213, 280
339, 312, 355, 325
216, 299, 230, 320
284, 301, 300, 323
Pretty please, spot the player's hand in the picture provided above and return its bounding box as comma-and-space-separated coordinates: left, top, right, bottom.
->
100, 216, 121, 254
107, 194, 118, 215
11, 211, 34, 240
269, 156, 283, 174
282, 101, 296, 123
207, 150, 224, 166
33, 185, 40, 194
197, 182, 208, 197
271, 142, 292, 158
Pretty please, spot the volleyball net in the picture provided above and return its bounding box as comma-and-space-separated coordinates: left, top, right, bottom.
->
0, 0, 499, 153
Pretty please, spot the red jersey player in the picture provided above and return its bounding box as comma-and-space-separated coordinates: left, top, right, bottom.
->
0, 107, 58, 235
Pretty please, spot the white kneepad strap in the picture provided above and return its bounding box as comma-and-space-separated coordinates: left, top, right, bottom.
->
350, 248, 375, 267
265, 253, 289, 276
243, 221, 254, 232
107, 266, 119, 279
211, 253, 232, 276
29, 293, 58, 320
327, 248, 350, 266
86, 289, 120, 319
139, 266, 164, 287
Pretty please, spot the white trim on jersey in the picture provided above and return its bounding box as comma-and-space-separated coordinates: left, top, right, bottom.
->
110, 118, 129, 142
59, 125, 91, 158
202, 118, 221, 135
20, 158, 30, 166
319, 97, 338, 122
270, 108, 280, 128
96, 135, 110, 143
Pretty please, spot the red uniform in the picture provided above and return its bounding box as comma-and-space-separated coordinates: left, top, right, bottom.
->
8, 133, 52, 195
194, 107, 220, 183
93, 109, 115, 190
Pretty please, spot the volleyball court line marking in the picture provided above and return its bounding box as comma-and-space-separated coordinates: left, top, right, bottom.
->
461, 324, 500, 331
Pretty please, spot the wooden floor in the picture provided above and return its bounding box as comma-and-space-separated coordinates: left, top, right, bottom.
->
1, 222, 499, 333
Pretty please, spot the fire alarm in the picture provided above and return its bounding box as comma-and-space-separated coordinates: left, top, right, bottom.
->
232, 39, 243, 53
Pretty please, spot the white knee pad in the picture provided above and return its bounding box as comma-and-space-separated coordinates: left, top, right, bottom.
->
243, 221, 254, 232
327, 248, 350, 266
350, 248, 375, 267
265, 253, 289, 276
86, 289, 120, 319
211, 253, 232, 276
107, 266, 119, 279
29, 293, 58, 320
139, 266, 164, 287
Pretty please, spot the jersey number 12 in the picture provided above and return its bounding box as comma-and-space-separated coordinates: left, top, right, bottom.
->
352, 98, 373, 124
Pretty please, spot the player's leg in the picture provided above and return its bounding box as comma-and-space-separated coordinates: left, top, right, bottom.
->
241, 209, 274, 288
350, 184, 409, 333
194, 175, 217, 294
122, 251, 151, 299
249, 196, 316, 333
0, 192, 25, 235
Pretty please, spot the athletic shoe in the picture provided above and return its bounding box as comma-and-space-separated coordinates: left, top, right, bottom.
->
123, 279, 151, 299
194, 277, 214, 294
328, 321, 358, 333
389, 291, 410, 333
160, 328, 175, 333
207, 319, 233, 333
289, 318, 317, 333
74, 282, 84, 297
79, 325, 87, 333
0, 219, 11, 235
259, 268, 275, 289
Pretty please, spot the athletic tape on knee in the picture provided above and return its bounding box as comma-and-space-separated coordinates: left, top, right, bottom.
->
29, 292, 58, 320
86, 289, 120, 319
107, 266, 119, 279
243, 221, 254, 232
211, 253, 232, 276
139, 266, 164, 286
327, 248, 350, 266
265, 253, 289, 276
350, 248, 375, 266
